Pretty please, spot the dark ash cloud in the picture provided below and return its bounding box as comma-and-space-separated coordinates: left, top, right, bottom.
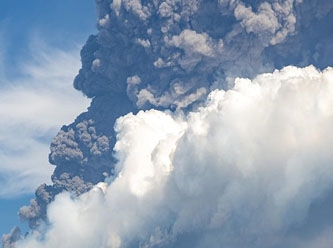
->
4, 0, 333, 247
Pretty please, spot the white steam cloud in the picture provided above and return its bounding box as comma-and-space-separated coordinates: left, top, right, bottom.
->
16, 66, 333, 248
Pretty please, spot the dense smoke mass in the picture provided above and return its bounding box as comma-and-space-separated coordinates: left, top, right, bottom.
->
3, 0, 333, 247
14, 66, 333, 247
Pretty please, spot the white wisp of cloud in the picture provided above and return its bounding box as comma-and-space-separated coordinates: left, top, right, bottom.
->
16, 65, 333, 247
0, 41, 90, 198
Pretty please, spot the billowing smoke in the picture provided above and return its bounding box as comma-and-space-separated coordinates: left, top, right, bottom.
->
76, 0, 299, 108
75, 0, 333, 108
3, 0, 333, 247
14, 66, 333, 247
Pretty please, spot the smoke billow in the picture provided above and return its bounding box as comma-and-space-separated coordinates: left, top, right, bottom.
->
3, 0, 333, 247
15, 66, 333, 247
75, 0, 302, 108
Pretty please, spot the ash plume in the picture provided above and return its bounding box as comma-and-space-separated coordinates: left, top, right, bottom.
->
4, 0, 333, 247
2, 227, 21, 248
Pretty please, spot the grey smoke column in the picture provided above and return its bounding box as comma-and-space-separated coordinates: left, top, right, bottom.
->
2, 227, 21, 248
15, 0, 333, 235
74, 0, 301, 108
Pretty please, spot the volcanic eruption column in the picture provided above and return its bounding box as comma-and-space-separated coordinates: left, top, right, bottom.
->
3, 0, 333, 247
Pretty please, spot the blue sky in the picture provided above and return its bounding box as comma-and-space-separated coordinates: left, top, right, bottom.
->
0, 0, 95, 236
